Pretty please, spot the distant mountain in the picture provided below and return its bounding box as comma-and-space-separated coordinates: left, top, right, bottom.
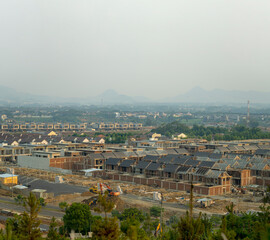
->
89, 89, 151, 104
1, 84, 270, 105
0, 86, 151, 105
167, 87, 270, 104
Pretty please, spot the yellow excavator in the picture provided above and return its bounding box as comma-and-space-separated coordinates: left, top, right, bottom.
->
89, 185, 98, 194
89, 183, 120, 196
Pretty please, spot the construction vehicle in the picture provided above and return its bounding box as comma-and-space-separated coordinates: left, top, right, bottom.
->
89, 185, 98, 194
89, 183, 121, 196
100, 183, 120, 196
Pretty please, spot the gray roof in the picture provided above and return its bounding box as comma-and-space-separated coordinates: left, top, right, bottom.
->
143, 155, 160, 162
251, 163, 268, 170
136, 161, 151, 169
172, 156, 190, 165
106, 158, 121, 166
119, 160, 136, 168
212, 162, 230, 171
146, 162, 161, 171
194, 167, 210, 176
177, 166, 191, 174
255, 149, 270, 155
165, 149, 178, 155
194, 152, 210, 158
174, 148, 189, 155
199, 161, 215, 168
163, 164, 180, 173
101, 152, 115, 159
209, 153, 223, 160
206, 170, 226, 178
89, 153, 104, 160
184, 159, 201, 167
113, 152, 126, 158
232, 160, 250, 169
159, 155, 175, 164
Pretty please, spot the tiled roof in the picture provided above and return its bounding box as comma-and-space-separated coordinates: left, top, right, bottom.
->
174, 148, 189, 155
194, 167, 210, 176
143, 155, 160, 162
199, 161, 215, 168
101, 152, 115, 159
159, 155, 175, 164
163, 164, 179, 173
106, 158, 121, 166
146, 162, 161, 171
119, 160, 136, 167
136, 161, 151, 169
172, 156, 190, 165
177, 166, 191, 174
113, 152, 126, 159
251, 163, 268, 170
165, 149, 178, 155
184, 159, 201, 167
206, 170, 225, 178
89, 153, 104, 160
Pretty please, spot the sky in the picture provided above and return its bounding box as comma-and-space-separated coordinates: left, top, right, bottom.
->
0, 0, 270, 100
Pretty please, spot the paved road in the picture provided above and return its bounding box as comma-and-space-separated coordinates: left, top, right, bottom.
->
0, 215, 49, 231
0, 196, 64, 219
18, 176, 88, 196
0, 196, 107, 219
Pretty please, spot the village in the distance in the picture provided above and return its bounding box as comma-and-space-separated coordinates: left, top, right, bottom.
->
0, 102, 269, 239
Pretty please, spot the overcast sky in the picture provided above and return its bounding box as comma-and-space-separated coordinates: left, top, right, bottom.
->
0, 0, 270, 100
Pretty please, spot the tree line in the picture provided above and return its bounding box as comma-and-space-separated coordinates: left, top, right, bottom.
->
151, 121, 270, 141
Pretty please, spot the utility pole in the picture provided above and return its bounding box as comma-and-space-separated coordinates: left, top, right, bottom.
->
160, 192, 163, 239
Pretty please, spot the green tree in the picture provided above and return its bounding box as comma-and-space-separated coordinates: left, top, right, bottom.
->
0, 222, 19, 240
14, 195, 25, 205
92, 217, 120, 240
63, 202, 92, 235
47, 217, 64, 240
18, 192, 42, 240
94, 192, 114, 219
59, 202, 69, 211
119, 208, 145, 222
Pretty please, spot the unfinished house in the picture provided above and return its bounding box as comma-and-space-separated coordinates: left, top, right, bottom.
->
89, 154, 106, 169
158, 155, 175, 164
172, 156, 190, 165
251, 163, 270, 178
163, 164, 180, 179
177, 166, 192, 181
145, 162, 162, 177
143, 155, 160, 162
204, 170, 231, 187
118, 160, 136, 173
105, 158, 122, 171
112, 152, 127, 159
135, 161, 151, 175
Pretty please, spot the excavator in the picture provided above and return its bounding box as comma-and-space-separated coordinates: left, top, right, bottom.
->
87, 183, 121, 207
89, 183, 120, 196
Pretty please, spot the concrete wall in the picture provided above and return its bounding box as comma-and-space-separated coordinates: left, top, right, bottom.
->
18, 156, 50, 170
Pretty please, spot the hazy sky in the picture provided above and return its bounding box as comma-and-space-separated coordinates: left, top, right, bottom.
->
0, 0, 270, 100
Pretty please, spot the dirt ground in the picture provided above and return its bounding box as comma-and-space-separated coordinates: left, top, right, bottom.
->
1, 167, 264, 218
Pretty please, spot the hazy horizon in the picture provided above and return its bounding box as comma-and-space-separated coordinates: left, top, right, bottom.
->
1, 1, 270, 100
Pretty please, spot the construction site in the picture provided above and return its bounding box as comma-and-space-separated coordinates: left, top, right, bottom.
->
0, 166, 264, 224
